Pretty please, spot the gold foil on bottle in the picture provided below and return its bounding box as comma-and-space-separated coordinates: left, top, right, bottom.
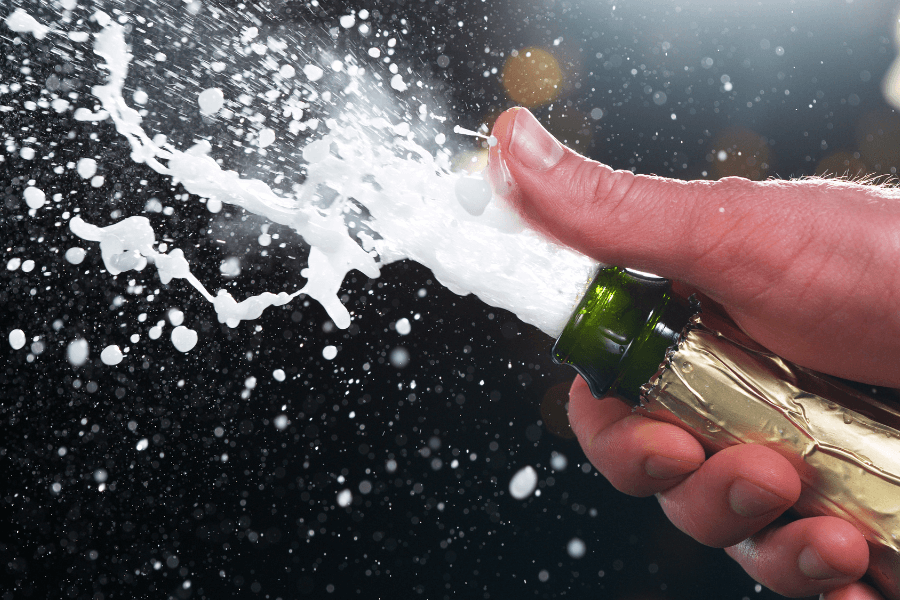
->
640, 313, 900, 599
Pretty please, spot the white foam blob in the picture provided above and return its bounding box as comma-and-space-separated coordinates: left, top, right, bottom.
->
395, 318, 411, 335
337, 489, 352, 507
171, 326, 198, 352
303, 64, 324, 81
454, 175, 493, 217
9, 329, 26, 350
550, 452, 568, 471
509, 465, 538, 500
23, 186, 46, 209
390, 73, 408, 91
567, 538, 586, 559
77, 158, 98, 179
7, 258, 21, 271
100, 345, 124, 365
65, 247, 86, 265
198, 87, 224, 116
257, 128, 276, 148
66, 339, 90, 366
339, 15, 356, 28
279, 64, 295, 78
273, 414, 289, 430
167, 309, 184, 326
389, 346, 410, 368
5, 8, 50, 40
273, 369, 286, 382
136, 438, 149, 451
322, 345, 338, 360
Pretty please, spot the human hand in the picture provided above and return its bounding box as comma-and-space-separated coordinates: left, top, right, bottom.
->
488, 106, 900, 598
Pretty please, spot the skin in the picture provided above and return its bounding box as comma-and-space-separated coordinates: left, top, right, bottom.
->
488, 106, 900, 599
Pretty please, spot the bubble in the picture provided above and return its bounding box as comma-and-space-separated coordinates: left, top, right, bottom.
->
9, 329, 26, 350
590, 108, 604, 120
66, 339, 89, 367
171, 326, 198, 352
509, 465, 538, 499
100, 345, 123, 366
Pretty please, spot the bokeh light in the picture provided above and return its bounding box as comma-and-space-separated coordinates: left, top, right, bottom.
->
502, 47, 563, 107
709, 127, 772, 181
856, 109, 900, 175
540, 381, 575, 439
815, 151, 867, 179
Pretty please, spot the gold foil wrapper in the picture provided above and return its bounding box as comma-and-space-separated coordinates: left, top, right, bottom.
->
640, 313, 900, 598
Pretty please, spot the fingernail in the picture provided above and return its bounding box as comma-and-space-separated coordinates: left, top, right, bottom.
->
798, 546, 843, 580
728, 479, 789, 518
644, 455, 702, 480
508, 108, 565, 171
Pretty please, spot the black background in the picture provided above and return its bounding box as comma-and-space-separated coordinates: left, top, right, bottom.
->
2, 1, 899, 599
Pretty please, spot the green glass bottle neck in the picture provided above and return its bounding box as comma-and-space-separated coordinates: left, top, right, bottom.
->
552, 266, 697, 405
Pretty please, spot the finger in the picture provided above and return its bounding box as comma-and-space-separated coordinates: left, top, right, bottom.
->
656, 444, 800, 548
488, 107, 900, 386
726, 516, 869, 598
568, 377, 705, 497
823, 582, 886, 600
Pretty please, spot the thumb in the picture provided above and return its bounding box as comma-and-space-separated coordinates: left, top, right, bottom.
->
487, 107, 900, 386
487, 106, 746, 288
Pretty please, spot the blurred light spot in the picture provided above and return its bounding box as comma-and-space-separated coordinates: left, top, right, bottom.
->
815, 151, 867, 178
502, 47, 562, 107
856, 109, 900, 174
709, 127, 772, 180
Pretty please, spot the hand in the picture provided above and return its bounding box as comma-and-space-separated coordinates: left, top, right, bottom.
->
488, 107, 900, 598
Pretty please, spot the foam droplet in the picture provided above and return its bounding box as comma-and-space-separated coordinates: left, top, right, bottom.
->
171, 326, 198, 352
337, 489, 352, 507
77, 158, 98, 179
395, 318, 411, 336
9, 329, 26, 350
303, 65, 324, 81
322, 345, 338, 360
65, 247, 86, 265
454, 175, 492, 216
509, 465, 538, 500
273, 369, 286, 382
198, 87, 224, 116
66, 339, 90, 366
100, 345, 123, 366
23, 187, 46, 209
136, 438, 149, 451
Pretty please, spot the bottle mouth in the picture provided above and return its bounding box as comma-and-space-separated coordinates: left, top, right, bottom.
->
552, 267, 696, 404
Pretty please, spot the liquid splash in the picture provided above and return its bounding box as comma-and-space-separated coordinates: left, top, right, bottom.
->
5, 6, 597, 346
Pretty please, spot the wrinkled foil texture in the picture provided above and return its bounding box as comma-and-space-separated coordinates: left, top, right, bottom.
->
640, 313, 900, 599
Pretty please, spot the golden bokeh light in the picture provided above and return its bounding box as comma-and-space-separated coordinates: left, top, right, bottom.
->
502, 47, 563, 107
815, 151, 868, 178
450, 148, 489, 173
709, 127, 772, 181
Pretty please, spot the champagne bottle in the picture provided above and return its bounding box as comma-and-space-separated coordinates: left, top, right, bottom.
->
553, 266, 900, 598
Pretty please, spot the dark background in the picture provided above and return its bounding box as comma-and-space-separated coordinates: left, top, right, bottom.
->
2, 1, 899, 599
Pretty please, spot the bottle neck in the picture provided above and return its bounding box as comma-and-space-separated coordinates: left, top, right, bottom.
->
552, 267, 697, 405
